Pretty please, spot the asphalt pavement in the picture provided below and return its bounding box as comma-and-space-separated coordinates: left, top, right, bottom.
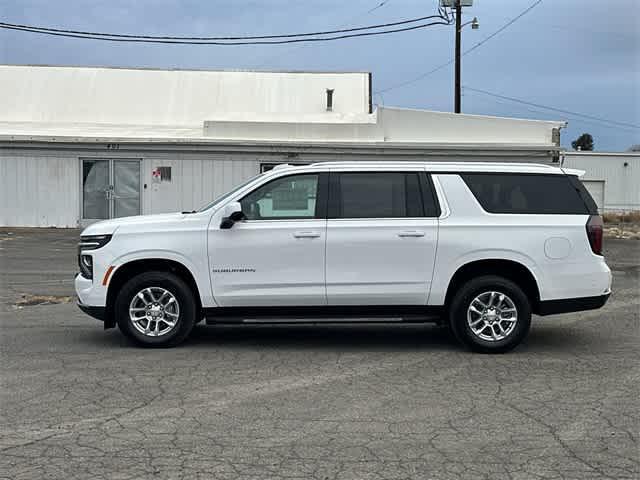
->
0, 228, 638, 480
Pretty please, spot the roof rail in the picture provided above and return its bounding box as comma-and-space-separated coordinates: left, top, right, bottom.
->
272, 163, 293, 171
309, 161, 556, 169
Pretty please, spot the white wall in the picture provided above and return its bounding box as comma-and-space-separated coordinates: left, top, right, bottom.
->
0, 149, 264, 226
144, 155, 260, 214
0, 66, 370, 126
379, 107, 561, 145
0, 151, 79, 227
201, 106, 564, 145
563, 152, 640, 211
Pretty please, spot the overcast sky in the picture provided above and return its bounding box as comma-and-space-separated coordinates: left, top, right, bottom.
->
1, 0, 638, 151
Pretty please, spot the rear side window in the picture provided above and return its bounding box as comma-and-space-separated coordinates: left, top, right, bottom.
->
461, 173, 591, 214
329, 172, 438, 218
567, 175, 599, 214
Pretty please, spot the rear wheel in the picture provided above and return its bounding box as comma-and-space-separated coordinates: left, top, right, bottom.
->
449, 275, 531, 353
115, 271, 196, 347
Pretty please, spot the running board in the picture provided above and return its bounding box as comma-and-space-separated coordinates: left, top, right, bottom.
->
203, 305, 444, 325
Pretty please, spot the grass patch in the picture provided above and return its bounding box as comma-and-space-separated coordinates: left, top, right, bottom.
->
603, 211, 640, 224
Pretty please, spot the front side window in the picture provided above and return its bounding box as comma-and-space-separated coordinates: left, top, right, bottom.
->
240, 174, 319, 220
330, 172, 432, 219
461, 173, 591, 214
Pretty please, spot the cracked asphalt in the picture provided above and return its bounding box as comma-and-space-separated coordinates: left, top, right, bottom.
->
0, 228, 638, 480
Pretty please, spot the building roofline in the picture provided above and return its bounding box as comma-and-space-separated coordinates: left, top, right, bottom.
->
0, 63, 371, 75
381, 105, 566, 127
0, 135, 562, 153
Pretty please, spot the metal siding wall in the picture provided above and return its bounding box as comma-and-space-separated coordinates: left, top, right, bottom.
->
1, 146, 549, 226
176, 156, 259, 213
143, 154, 260, 215
563, 153, 640, 210
0, 152, 78, 227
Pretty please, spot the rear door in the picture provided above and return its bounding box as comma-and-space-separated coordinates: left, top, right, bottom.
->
325, 170, 440, 305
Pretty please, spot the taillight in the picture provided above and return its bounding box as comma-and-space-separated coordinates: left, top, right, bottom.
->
586, 215, 603, 255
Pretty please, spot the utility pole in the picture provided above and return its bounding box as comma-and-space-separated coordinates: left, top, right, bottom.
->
454, 0, 462, 113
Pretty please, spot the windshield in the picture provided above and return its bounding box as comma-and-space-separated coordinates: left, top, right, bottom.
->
197, 173, 263, 212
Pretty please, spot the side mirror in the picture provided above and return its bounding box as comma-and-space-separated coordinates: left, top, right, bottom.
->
220, 201, 245, 229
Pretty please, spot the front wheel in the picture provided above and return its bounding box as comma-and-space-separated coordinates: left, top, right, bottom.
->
449, 275, 531, 353
115, 271, 196, 347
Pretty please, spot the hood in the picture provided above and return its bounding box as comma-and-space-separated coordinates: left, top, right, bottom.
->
80, 212, 192, 236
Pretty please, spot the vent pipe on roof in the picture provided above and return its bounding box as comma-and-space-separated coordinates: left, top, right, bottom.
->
326, 88, 334, 112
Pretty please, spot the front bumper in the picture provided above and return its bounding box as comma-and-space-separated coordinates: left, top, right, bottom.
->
75, 272, 109, 306
75, 273, 112, 327
537, 293, 611, 316
77, 302, 106, 322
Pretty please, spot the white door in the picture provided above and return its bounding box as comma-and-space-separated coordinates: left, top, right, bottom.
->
208, 172, 328, 307
326, 171, 439, 305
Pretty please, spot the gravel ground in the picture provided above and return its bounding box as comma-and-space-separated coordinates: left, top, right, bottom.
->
0, 228, 638, 480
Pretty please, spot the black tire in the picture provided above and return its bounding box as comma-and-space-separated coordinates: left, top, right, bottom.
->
448, 275, 531, 353
115, 271, 196, 347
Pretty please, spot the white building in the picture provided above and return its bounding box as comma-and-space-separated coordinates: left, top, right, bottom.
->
1, 65, 566, 227
563, 151, 640, 212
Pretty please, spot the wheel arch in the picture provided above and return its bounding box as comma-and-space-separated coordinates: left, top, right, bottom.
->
104, 258, 202, 328
444, 259, 541, 314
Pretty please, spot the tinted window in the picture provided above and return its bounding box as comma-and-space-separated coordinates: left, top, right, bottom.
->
421, 173, 441, 217
461, 173, 590, 214
567, 175, 599, 214
330, 172, 430, 218
241, 174, 319, 219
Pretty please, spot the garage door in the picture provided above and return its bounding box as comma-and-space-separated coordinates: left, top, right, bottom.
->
582, 180, 605, 211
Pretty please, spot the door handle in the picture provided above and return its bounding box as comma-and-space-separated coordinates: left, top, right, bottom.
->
397, 231, 425, 238
293, 231, 321, 238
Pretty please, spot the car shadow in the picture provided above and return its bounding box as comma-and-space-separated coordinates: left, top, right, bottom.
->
183, 323, 461, 352
75, 323, 461, 352
78, 320, 607, 355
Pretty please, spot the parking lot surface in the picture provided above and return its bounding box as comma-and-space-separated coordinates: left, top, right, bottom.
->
1, 228, 638, 480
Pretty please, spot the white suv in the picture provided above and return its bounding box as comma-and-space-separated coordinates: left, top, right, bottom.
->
75, 162, 611, 353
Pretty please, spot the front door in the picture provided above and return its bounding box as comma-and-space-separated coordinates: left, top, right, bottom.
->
208, 172, 328, 307
81, 159, 141, 222
325, 171, 440, 305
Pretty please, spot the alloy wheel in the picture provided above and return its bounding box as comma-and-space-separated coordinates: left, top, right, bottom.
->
129, 287, 180, 337
466, 291, 518, 342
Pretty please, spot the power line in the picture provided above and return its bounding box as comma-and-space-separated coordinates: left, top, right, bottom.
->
459, 0, 544, 57
375, 0, 544, 94
466, 89, 640, 133
367, 0, 393, 15
0, 13, 435, 40
0, 19, 452, 44
256, 0, 395, 68
0, 12, 451, 44
464, 86, 640, 130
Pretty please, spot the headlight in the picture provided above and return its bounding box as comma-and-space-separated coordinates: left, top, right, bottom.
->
78, 234, 112, 251
78, 235, 112, 280
79, 254, 93, 279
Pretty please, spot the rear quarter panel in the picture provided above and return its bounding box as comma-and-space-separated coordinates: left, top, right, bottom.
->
429, 174, 611, 305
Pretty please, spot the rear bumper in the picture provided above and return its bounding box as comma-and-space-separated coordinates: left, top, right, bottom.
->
537, 293, 610, 316
77, 302, 106, 322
